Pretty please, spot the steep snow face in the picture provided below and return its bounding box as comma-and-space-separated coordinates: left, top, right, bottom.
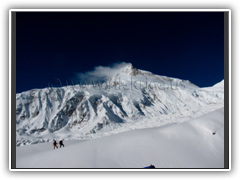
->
16, 63, 224, 146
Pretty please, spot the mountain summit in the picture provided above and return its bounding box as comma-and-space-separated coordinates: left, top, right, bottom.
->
119, 63, 153, 76
108, 63, 198, 90
16, 64, 224, 146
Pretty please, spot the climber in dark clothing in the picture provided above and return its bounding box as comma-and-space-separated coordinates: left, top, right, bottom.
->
53, 140, 58, 149
59, 140, 64, 148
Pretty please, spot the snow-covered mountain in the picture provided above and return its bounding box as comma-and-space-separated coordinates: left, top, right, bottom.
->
16, 63, 224, 146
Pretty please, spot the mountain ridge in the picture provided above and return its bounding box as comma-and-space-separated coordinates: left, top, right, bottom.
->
16, 63, 224, 146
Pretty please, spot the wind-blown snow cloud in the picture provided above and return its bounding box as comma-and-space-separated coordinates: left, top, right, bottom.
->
75, 62, 129, 83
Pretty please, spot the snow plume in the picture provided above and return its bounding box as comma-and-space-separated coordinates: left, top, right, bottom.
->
76, 62, 129, 83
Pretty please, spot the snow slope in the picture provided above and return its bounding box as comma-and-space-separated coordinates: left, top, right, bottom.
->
213, 80, 224, 88
16, 63, 224, 146
16, 107, 224, 168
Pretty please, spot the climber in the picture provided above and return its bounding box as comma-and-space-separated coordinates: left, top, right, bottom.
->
53, 140, 58, 149
59, 140, 64, 148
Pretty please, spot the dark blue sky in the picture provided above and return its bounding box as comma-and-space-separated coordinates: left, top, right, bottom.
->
16, 12, 224, 93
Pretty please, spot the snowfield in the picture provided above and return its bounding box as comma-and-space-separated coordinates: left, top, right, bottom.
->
16, 107, 224, 168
